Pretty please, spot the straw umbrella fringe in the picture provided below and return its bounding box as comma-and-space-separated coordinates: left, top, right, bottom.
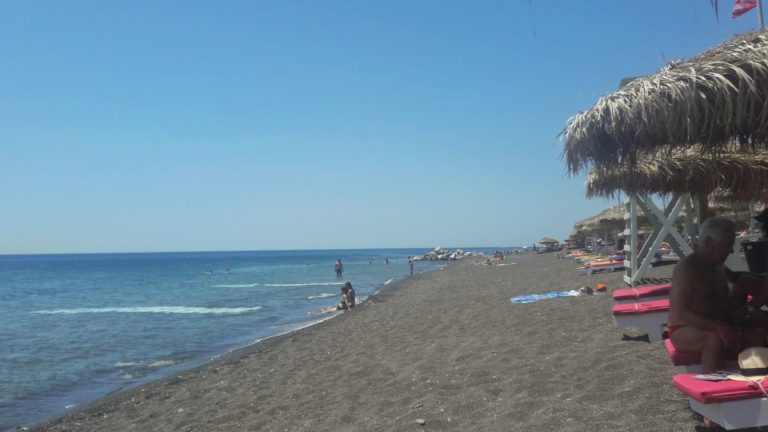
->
562, 30, 768, 175
585, 148, 768, 202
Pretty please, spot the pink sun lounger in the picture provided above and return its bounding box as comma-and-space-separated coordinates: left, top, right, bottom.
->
664, 339, 738, 373
665, 339, 702, 372
674, 373, 768, 430
611, 298, 669, 342
612, 282, 671, 304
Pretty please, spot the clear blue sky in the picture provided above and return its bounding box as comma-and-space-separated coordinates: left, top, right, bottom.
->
0, 1, 760, 254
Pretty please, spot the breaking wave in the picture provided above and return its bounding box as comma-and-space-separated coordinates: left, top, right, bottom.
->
264, 282, 344, 287
31, 306, 263, 315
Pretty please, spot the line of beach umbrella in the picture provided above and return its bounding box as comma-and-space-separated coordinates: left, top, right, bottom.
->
560, 29, 768, 430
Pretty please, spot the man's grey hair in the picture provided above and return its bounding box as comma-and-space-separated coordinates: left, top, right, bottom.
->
699, 217, 737, 245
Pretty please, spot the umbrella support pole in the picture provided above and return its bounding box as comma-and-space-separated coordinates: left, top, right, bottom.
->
623, 193, 693, 286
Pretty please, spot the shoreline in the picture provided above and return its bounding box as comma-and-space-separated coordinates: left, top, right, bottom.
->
31, 253, 695, 431
22, 262, 452, 431
4, 252, 447, 431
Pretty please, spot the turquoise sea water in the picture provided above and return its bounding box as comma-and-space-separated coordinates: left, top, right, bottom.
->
0, 248, 507, 430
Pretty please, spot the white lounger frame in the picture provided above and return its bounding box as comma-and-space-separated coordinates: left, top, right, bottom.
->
614, 295, 668, 305
688, 396, 768, 430
612, 310, 666, 342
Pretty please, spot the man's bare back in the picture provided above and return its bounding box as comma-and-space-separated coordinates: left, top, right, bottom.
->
667, 217, 741, 372
668, 253, 729, 328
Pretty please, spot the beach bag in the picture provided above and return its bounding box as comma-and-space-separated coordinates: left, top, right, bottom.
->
743, 240, 768, 274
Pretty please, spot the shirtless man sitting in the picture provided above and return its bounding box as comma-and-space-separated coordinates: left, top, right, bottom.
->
668, 217, 767, 373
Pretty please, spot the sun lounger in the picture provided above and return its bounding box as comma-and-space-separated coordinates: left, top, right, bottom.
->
664, 339, 702, 372
673, 373, 768, 430
574, 254, 602, 263
611, 298, 669, 342
663, 339, 737, 373
581, 260, 624, 275
612, 282, 671, 304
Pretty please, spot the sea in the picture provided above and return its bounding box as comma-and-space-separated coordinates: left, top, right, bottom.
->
0, 248, 511, 430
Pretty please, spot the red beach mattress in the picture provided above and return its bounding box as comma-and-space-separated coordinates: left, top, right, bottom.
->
665, 339, 700, 366
612, 283, 671, 301
584, 260, 624, 269
664, 339, 737, 367
674, 374, 768, 404
612, 299, 669, 316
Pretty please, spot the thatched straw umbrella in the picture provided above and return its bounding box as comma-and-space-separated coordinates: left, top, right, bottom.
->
563, 30, 768, 175
572, 204, 627, 243
585, 147, 768, 204
538, 237, 560, 248
573, 204, 625, 229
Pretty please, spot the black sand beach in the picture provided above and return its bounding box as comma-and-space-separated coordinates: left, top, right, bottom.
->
32, 253, 695, 431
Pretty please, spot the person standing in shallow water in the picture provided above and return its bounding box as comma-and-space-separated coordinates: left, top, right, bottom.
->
408, 256, 414, 275
335, 259, 343, 278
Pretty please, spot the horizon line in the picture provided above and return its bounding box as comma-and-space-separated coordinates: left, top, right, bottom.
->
0, 245, 530, 257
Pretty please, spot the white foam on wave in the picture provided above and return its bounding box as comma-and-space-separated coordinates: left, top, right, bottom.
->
307, 293, 335, 299
31, 306, 263, 315
115, 359, 177, 368
217, 313, 342, 357
149, 359, 177, 368
264, 282, 344, 287
114, 361, 142, 367
211, 283, 260, 288
270, 317, 333, 334
384, 278, 393, 285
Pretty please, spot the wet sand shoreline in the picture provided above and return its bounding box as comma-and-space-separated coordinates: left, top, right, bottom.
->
32, 253, 694, 432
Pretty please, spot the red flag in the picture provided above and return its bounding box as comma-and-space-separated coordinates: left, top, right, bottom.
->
733, 0, 758, 18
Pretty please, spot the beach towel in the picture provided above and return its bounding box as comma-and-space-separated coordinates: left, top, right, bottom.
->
510, 289, 583, 304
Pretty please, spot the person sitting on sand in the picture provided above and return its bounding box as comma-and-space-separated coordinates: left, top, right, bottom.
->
344, 282, 356, 308
314, 285, 354, 315
668, 217, 768, 373
333, 285, 354, 311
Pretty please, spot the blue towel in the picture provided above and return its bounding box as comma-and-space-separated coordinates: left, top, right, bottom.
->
510, 289, 582, 304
